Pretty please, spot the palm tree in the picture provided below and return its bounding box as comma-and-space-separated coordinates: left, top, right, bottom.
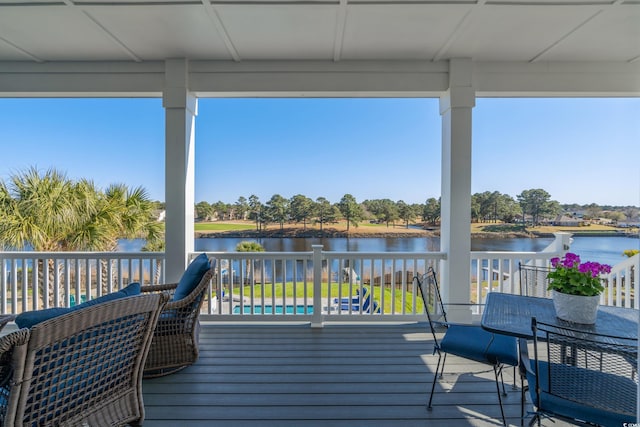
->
0, 167, 163, 306
236, 241, 265, 285
142, 238, 165, 285
88, 184, 164, 293
0, 168, 81, 306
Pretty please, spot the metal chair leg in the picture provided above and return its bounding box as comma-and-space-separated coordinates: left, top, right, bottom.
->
427, 351, 442, 410
439, 352, 447, 378
520, 371, 527, 427
493, 365, 508, 426
497, 364, 508, 396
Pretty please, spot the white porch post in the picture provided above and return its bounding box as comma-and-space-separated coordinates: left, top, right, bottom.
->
439, 58, 475, 322
164, 59, 197, 283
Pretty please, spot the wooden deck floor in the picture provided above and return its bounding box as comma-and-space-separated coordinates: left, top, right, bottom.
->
142, 322, 575, 427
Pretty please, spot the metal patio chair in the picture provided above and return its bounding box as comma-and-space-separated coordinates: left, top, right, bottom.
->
415, 268, 519, 426
518, 262, 551, 297
521, 318, 638, 426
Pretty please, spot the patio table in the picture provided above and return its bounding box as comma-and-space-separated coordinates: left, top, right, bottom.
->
481, 292, 638, 342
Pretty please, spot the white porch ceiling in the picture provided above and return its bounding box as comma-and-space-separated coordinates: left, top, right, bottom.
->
0, 0, 638, 64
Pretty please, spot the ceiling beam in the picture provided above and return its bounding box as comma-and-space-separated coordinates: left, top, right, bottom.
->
432, 1, 484, 62
332, 0, 349, 62
201, 0, 241, 62
0, 60, 638, 97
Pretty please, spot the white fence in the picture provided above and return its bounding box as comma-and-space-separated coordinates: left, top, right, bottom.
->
603, 252, 639, 308
1, 236, 636, 320
0, 252, 165, 313
205, 246, 447, 323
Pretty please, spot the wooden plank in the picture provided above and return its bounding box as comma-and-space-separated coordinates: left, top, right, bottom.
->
141, 323, 574, 427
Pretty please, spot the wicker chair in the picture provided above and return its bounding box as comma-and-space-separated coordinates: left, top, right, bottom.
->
0, 293, 167, 427
0, 315, 14, 333
141, 260, 214, 378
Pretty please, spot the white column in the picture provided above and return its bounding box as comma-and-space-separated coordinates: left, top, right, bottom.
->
164, 59, 197, 283
439, 58, 475, 322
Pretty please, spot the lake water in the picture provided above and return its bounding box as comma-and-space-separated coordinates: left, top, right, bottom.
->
195, 235, 638, 266
120, 235, 639, 267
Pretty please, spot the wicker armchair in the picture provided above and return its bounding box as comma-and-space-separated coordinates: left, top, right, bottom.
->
0, 315, 14, 333
141, 260, 214, 378
0, 293, 167, 427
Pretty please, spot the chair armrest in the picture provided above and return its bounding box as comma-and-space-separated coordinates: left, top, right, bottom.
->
141, 283, 178, 300
141, 283, 178, 293
0, 315, 16, 332
0, 329, 30, 389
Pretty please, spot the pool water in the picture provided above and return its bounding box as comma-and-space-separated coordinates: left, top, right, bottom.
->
233, 304, 314, 314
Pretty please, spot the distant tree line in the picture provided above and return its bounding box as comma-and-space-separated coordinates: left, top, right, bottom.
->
194, 189, 639, 229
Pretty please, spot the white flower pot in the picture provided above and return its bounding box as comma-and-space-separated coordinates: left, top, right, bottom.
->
552, 290, 600, 324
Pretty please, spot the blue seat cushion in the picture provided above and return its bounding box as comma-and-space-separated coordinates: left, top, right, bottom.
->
15, 282, 141, 329
172, 253, 211, 301
440, 324, 519, 367
527, 360, 637, 426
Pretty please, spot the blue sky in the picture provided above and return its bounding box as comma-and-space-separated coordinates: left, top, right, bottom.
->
0, 97, 638, 206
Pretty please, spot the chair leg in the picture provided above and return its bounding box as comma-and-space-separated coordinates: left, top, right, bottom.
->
428, 352, 442, 410
520, 372, 527, 427
439, 352, 447, 378
527, 413, 540, 427
498, 365, 508, 396
493, 365, 507, 426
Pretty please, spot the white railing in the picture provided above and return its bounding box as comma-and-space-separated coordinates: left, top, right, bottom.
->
0, 252, 165, 314
603, 253, 638, 308
470, 251, 556, 304
204, 245, 447, 323
1, 235, 635, 319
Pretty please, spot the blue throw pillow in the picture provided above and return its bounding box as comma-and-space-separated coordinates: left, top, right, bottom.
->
76, 282, 141, 309
172, 253, 211, 301
14, 307, 70, 329
15, 282, 141, 329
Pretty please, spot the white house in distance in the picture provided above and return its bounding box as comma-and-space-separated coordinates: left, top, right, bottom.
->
552, 215, 583, 227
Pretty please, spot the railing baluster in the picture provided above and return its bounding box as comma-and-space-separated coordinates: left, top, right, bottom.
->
32, 258, 39, 311
0, 248, 634, 318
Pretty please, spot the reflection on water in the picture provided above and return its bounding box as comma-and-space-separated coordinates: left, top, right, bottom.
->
119, 235, 639, 267
195, 237, 441, 253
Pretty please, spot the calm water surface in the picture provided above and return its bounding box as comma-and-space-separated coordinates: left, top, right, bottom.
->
118, 235, 638, 266
189, 235, 638, 266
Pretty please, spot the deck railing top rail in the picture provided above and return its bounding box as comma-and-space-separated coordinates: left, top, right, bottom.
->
1, 236, 635, 320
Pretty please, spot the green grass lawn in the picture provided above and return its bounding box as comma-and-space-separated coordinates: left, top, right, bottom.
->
195, 222, 255, 231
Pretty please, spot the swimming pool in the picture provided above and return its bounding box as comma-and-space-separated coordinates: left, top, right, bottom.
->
233, 304, 314, 314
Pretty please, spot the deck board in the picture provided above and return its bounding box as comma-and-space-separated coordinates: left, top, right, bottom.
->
142, 322, 575, 426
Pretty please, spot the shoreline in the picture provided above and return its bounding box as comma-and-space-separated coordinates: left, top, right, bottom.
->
196, 228, 637, 239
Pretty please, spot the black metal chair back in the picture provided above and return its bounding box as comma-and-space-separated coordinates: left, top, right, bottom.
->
415, 267, 446, 344
414, 268, 519, 426
530, 318, 638, 425
518, 262, 550, 297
